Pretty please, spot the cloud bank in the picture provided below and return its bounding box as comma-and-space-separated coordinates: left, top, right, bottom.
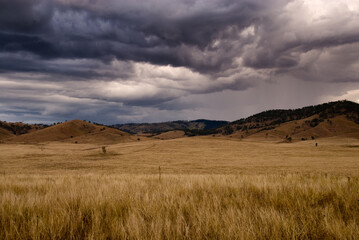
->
0, 0, 359, 123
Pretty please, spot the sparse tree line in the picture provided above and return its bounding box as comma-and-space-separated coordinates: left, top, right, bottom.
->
0, 121, 48, 135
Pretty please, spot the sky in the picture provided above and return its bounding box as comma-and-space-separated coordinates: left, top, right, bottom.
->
1, 0, 359, 124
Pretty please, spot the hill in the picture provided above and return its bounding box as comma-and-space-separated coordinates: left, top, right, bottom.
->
112, 119, 228, 134
2, 100, 358, 143
153, 130, 186, 140
0, 127, 14, 141
219, 100, 359, 141
0, 121, 47, 136
5, 120, 131, 144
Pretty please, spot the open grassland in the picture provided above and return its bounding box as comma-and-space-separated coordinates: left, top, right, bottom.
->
1, 137, 359, 239
1, 174, 358, 239
1, 136, 359, 175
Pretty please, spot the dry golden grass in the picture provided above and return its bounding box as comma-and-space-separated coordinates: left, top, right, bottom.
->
1, 136, 359, 175
0, 127, 13, 141
153, 130, 185, 140
1, 174, 358, 239
1, 136, 359, 239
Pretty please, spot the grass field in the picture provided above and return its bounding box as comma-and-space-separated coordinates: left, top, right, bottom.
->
1, 137, 359, 239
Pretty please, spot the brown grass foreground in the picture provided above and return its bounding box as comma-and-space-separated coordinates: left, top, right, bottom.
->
1, 174, 358, 239
1, 137, 359, 239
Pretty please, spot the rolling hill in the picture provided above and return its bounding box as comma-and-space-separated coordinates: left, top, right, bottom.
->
0, 121, 47, 136
5, 120, 132, 144
219, 100, 359, 141
0, 127, 13, 141
152, 130, 186, 140
1, 100, 358, 143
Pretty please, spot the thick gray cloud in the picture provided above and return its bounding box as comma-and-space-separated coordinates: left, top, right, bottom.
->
0, 0, 272, 71
0, 0, 359, 123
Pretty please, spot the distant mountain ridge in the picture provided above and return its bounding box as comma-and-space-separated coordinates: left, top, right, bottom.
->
111, 119, 229, 134
1, 100, 358, 142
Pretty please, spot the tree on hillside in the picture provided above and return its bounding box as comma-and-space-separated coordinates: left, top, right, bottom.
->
223, 125, 234, 135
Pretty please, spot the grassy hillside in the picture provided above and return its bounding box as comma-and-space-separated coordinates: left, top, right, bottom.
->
153, 130, 186, 140
5, 120, 131, 144
0, 121, 47, 136
0, 127, 13, 141
220, 100, 359, 141
2, 100, 358, 141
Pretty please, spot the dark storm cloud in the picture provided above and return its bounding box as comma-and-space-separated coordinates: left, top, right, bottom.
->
0, 0, 53, 33
1, 0, 358, 76
0, 51, 134, 80
1, 0, 359, 123
0, 32, 58, 58
0, 0, 287, 73
243, 33, 359, 70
